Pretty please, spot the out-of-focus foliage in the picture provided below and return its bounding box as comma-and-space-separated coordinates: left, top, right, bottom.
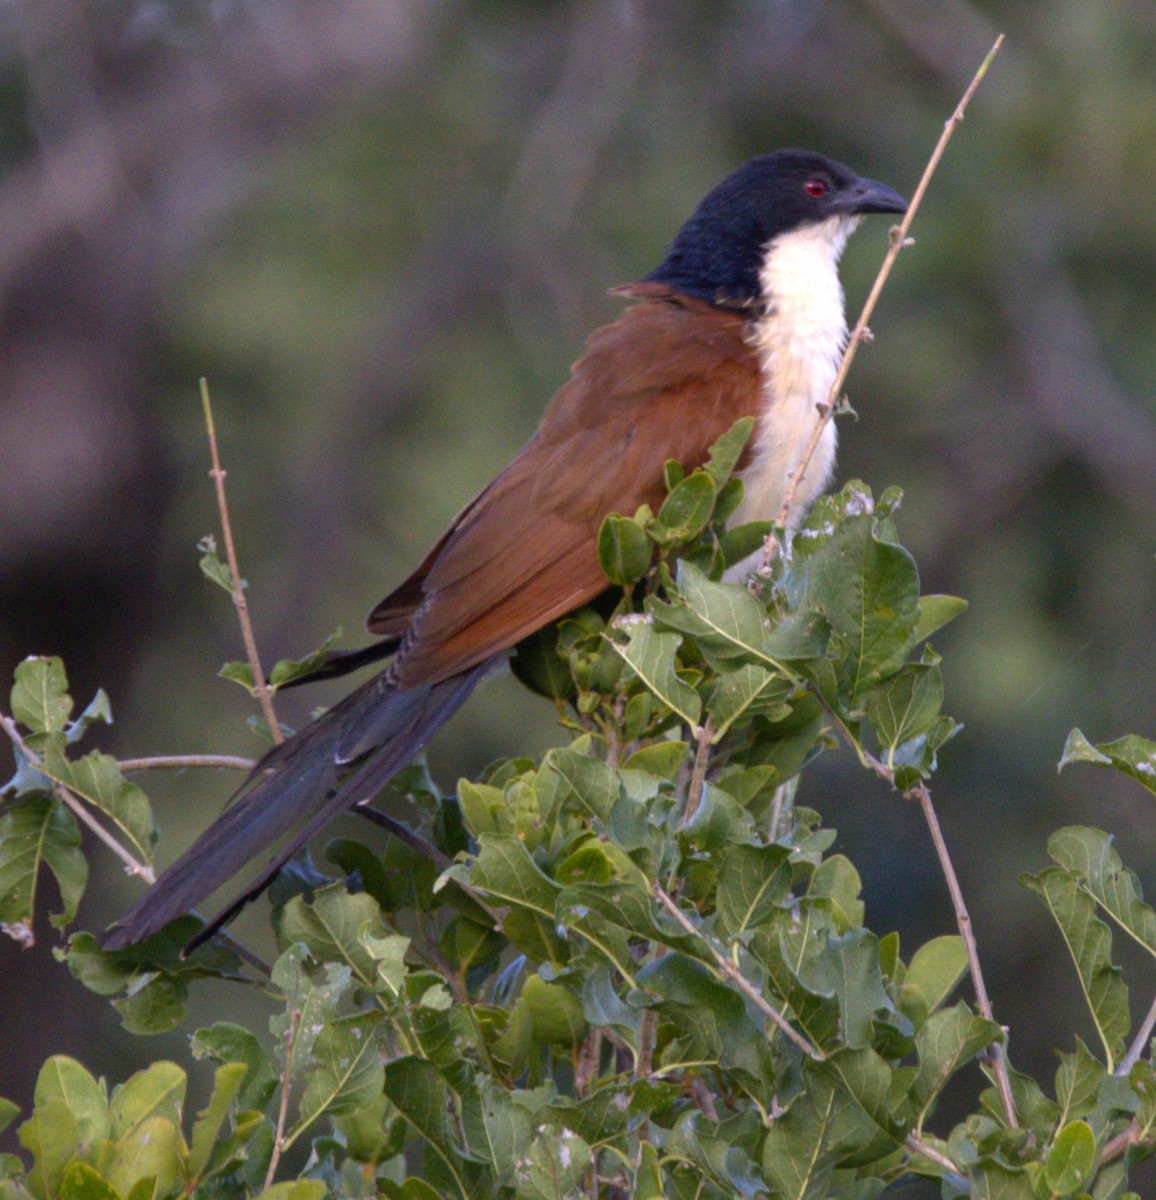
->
0, 0, 1153, 1181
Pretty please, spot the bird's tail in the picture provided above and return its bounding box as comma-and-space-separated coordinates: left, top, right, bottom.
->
101, 659, 499, 951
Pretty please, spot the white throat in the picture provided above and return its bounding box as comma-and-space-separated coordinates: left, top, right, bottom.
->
730, 215, 859, 545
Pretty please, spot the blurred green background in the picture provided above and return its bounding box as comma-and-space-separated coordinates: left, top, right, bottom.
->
1, 0, 1155, 1177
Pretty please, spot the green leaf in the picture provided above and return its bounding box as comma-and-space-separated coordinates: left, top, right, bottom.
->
1022, 868, 1129, 1070
1048, 826, 1156, 958
540, 747, 623, 823
58, 1163, 121, 1200
109, 1063, 185, 1142
105, 1116, 182, 1200
218, 661, 256, 693
808, 855, 865, 932
32, 1057, 109, 1143
912, 594, 968, 644
294, 1010, 384, 1133
1055, 1039, 1106, 1127
620, 740, 687, 780
612, 625, 701, 727
12, 658, 73, 735
514, 1126, 592, 1200
197, 539, 235, 593
266, 629, 343, 689
191, 1022, 278, 1112
0, 1100, 18, 1137
1044, 1120, 1095, 1195
1059, 730, 1156, 796
112, 975, 189, 1036
455, 834, 566, 962
719, 520, 772, 569
799, 930, 895, 1050
654, 471, 717, 542
460, 1077, 534, 1183
597, 515, 653, 586
0, 796, 87, 940
911, 1002, 1002, 1117
904, 936, 968, 1017
703, 416, 756, 488
384, 1057, 478, 1199
715, 843, 792, 938
705, 663, 791, 739
800, 515, 921, 698
518, 975, 586, 1047
254, 1183, 326, 1200
38, 741, 155, 866
276, 883, 390, 985
186, 1062, 246, 1182
864, 663, 943, 764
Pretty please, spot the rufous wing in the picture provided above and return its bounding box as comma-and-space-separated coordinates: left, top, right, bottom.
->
369, 289, 764, 688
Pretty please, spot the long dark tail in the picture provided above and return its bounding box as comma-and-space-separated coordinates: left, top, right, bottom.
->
101, 659, 500, 951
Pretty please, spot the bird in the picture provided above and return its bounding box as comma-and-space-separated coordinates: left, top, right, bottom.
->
102, 150, 907, 951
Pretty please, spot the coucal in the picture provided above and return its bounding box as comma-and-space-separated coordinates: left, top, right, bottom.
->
103, 150, 907, 951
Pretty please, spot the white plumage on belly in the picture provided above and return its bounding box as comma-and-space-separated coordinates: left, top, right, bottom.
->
731, 214, 860, 534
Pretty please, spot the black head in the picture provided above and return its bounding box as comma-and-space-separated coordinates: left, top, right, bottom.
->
645, 150, 907, 308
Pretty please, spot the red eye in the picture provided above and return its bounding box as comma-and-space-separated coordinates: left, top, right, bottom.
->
805, 177, 828, 198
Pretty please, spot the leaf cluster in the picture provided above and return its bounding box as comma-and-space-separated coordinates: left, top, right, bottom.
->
2, 423, 1156, 1198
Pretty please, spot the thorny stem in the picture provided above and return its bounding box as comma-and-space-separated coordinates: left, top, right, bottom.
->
0, 710, 155, 887
654, 883, 824, 1062
757, 33, 1004, 574
201, 378, 283, 746
118, 754, 256, 773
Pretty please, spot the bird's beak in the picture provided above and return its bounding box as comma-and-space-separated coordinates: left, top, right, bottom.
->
835, 176, 909, 217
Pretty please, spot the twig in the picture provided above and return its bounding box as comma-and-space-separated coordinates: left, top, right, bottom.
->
653, 882, 823, 1061
814, 685, 1019, 1129
0, 710, 155, 884
904, 1133, 958, 1176
200, 378, 283, 746
1118, 990, 1156, 1075
214, 928, 272, 978
1099, 1119, 1144, 1168
912, 780, 1017, 1129
265, 979, 301, 1190
757, 32, 1004, 573
118, 754, 257, 772
681, 717, 714, 824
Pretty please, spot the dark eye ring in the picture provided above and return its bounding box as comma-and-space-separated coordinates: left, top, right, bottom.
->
805, 177, 828, 198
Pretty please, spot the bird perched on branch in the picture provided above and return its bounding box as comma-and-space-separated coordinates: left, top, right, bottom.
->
103, 150, 906, 951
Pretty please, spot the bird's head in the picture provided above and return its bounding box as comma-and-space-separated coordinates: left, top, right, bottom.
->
645, 150, 908, 310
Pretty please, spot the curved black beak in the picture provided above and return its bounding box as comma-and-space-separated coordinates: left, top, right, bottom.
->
835, 176, 909, 217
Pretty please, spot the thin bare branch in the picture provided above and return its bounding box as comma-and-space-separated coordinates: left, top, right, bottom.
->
200, 379, 283, 746
265, 987, 300, 1190
758, 32, 1004, 573
653, 883, 824, 1062
912, 780, 1017, 1128
0, 710, 155, 885
905, 1133, 959, 1176
681, 717, 714, 825
118, 754, 257, 773
1118, 990, 1156, 1075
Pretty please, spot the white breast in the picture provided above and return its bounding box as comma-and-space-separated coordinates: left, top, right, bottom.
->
730, 214, 859, 535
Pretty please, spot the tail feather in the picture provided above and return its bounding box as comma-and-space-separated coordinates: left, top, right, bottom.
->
101, 659, 500, 951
